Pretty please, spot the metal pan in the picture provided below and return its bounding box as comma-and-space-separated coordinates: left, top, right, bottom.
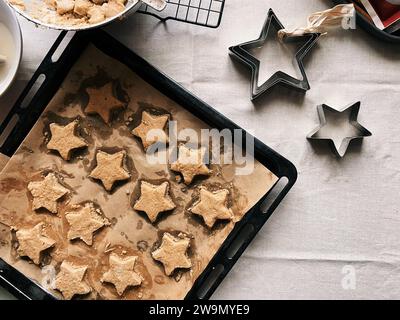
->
0, 30, 297, 300
332, 0, 400, 43
5, 0, 166, 31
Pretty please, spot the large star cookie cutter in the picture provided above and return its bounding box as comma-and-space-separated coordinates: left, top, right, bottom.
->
307, 102, 372, 157
229, 9, 320, 100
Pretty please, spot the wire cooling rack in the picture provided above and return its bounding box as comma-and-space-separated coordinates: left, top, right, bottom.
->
138, 0, 226, 28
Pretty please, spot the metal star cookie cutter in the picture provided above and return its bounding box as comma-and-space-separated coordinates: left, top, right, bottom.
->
307, 102, 372, 157
228, 9, 320, 100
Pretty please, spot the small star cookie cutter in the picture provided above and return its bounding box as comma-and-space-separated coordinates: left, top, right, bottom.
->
307, 102, 372, 157
228, 9, 320, 100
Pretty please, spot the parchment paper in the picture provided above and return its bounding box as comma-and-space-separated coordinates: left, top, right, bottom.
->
0, 45, 277, 300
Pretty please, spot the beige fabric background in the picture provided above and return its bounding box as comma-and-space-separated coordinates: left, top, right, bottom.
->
1, 0, 400, 299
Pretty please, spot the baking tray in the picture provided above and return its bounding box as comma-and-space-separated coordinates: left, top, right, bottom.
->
333, 0, 400, 43
0, 30, 297, 300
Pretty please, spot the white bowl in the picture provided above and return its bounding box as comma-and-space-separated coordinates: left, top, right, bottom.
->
0, 0, 22, 97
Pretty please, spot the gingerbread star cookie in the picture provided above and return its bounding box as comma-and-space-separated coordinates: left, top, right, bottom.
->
101, 253, 143, 296
132, 111, 169, 150
47, 120, 88, 161
190, 187, 233, 228
15, 222, 56, 265
151, 232, 192, 276
65, 202, 110, 246
89, 150, 130, 191
133, 181, 176, 223
28, 173, 70, 213
170, 145, 211, 185
55, 261, 91, 300
85, 82, 125, 124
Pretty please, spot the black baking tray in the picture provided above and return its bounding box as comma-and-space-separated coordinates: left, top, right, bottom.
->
333, 0, 400, 43
0, 30, 297, 300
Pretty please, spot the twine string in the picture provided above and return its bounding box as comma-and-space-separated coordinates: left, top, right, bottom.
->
277, 4, 355, 40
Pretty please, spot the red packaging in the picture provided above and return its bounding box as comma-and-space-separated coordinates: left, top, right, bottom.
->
360, 0, 400, 30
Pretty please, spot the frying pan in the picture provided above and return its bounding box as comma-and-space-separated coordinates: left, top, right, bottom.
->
5, 0, 166, 31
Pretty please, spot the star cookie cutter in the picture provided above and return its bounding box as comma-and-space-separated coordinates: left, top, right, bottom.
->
228, 9, 320, 100
307, 102, 372, 157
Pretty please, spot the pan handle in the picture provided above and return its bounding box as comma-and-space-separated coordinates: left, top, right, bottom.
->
141, 0, 167, 11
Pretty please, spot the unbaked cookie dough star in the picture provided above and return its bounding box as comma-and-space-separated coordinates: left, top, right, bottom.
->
55, 261, 91, 300
151, 232, 192, 276
132, 111, 169, 150
85, 82, 125, 124
47, 120, 88, 161
15, 222, 56, 265
101, 253, 143, 296
190, 187, 233, 228
28, 173, 70, 213
133, 181, 176, 223
65, 202, 110, 246
89, 150, 130, 191
170, 145, 211, 185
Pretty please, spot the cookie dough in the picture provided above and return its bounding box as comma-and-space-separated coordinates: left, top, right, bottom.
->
151, 232, 192, 276
132, 111, 169, 150
27, 172, 69, 214
170, 145, 211, 184
89, 150, 130, 191
55, 261, 91, 300
15, 222, 56, 265
101, 253, 143, 296
133, 181, 176, 223
85, 82, 125, 124
190, 187, 233, 228
65, 202, 110, 245
46, 0, 126, 25
47, 120, 88, 161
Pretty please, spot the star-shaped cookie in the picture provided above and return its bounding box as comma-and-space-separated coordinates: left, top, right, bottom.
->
28, 173, 70, 213
133, 181, 176, 223
151, 232, 192, 276
85, 82, 125, 124
55, 261, 91, 300
132, 111, 169, 150
47, 120, 88, 161
190, 187, 233, 228
101, 253, 143, 296
65, 203, 110, 246
89, 150, 130, 191
15, 222, 56, 265
170, 145, 211, 185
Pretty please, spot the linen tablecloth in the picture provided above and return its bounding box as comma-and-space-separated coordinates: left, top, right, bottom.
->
1, 0, 400, 299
